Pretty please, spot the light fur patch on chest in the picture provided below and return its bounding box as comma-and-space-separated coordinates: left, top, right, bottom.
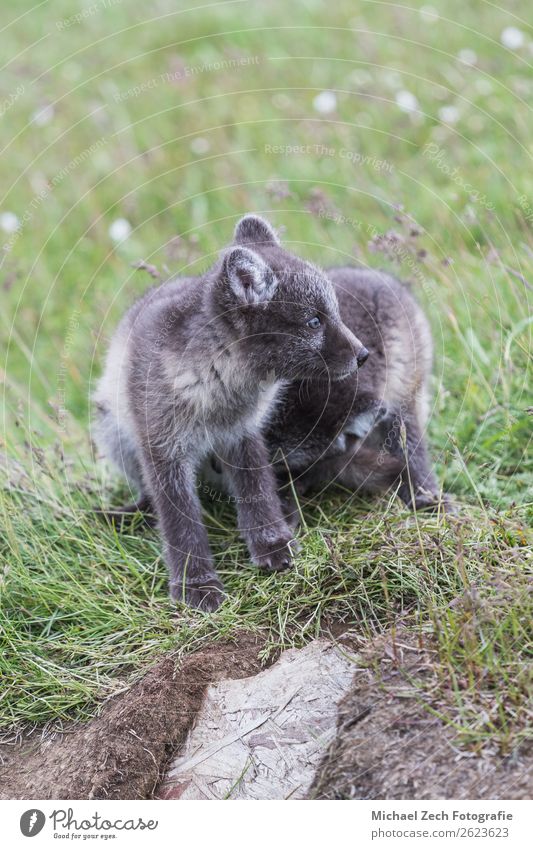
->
164, 351, 216, 410
248, 370, 282, 428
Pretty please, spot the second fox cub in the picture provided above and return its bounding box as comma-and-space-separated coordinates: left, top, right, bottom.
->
267, 264, 446, 516
94, 214, 447, 611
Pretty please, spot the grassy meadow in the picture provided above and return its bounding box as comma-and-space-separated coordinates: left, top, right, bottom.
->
0, 0, 531, 755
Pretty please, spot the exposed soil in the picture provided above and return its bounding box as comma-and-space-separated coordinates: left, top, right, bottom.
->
0, 633, 265, 800
308, 635, 533, 800
2, 630, 531, 801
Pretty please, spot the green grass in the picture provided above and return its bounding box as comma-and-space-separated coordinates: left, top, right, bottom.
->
0, 0, 531, 752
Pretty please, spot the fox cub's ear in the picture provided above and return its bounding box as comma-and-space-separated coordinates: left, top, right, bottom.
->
234, 214, 280, 246
222, 246, 277, 304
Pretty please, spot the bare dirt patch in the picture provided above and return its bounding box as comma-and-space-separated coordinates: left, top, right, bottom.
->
309, 635, 533, 800
0, 633, 265, 800
158, 639, 355, 799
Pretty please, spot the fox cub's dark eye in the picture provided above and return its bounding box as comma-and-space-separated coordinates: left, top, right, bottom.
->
307, 316, 321, 329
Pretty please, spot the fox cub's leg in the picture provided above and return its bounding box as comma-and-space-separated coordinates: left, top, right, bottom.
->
141, 451, 225, 611
95, 494, 155, 528
221, 433, 296, 572
386, 409, 448, 511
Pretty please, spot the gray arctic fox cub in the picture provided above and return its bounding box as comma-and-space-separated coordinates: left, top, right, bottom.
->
94, 214, 446, 612
93, 214, 368, 611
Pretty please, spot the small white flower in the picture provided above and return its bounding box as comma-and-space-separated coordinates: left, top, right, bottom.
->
313, 90, 337, 114
62, 62, 82, 81
395, 90, 419, 113
501, 27, 524, 49
458, 49, 477, 66
438, 105, 460, 124
271, 93, 292, 110
383, 71, 403, 89
31, 104, 54, 126
190, 137, 210, 155
419, 6, 439, 22
0, 211, 20, 233
475, 78, 493, 95
348, 70, 372, 87
108, 218, 132, 243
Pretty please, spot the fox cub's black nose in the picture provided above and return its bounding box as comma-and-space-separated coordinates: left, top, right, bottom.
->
357, 346, 369, 367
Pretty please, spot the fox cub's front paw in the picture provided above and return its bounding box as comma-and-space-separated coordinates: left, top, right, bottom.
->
170, 570, 225, 612
250, 526, 297, 573
414, 492, 457, 515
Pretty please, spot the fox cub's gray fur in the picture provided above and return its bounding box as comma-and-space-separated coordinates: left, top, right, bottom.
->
266, 266, 445, 513
93, 215, 367, 610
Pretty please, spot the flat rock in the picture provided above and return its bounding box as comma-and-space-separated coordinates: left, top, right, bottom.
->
158, 640, 355, 800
